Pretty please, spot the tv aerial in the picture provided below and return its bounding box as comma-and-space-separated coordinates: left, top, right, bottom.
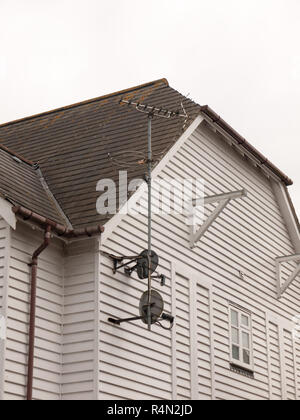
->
107, 99, 188, 331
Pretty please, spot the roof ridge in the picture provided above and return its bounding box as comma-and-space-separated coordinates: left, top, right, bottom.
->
34, 164, 73, 229
0, 143, 34, 166
0, 78, 169, 129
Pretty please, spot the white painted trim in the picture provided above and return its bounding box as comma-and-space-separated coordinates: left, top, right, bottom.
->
266, 310, 294, 331
203, 117, 283, 184
271, 181, 300, 253
0, 198, 16, 230
173, 260, 214, 400
193, 189, 247, 206
208, 289, 216, 400
173, 261, 212, 292
278, 326, 288, 400
276, 254, 300, 298
94, 237, 101, 400
190, 199, 230, 248
170, 261, 178, 400
189, 189, 247, 248
189, 275, 198, 400
265, 313, 273, 400
228, 305, 254, 372
100, 115, 204, 246
276, 254, 300, 263
0, 223, 11, 400
292, 335, 300, 400
266, 311, 297, 400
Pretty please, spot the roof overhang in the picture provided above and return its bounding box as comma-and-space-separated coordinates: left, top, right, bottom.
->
200, 106, 293, 186
0, 195, 16, 230
11, 204, 104, 241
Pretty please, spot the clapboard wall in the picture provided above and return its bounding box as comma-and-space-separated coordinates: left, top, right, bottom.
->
0, 121, 299, 400
0, 218, 9, 317
62, 238, 98, 400
99, 121, 300, 400
0, 217, 10, 399
2, 223, 64, 400
0, 224, 99, 400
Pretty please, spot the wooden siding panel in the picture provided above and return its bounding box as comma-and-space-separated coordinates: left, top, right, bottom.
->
61, 239, 97, 400
0, 219, 6, 313
175, 273, 191, 400
283, 329, 296, 400
100, 123, 300, 400
196, 284, 213, 399
265, 315, 300, 400
99, 253, 173, 400
0, 218, 10, 399
3, 223, 63, 400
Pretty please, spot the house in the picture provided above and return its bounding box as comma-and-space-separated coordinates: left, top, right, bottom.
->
0, 78, 299, 400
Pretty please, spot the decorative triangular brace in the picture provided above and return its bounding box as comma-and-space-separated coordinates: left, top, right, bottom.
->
275, 254, 300, 298
189, 189, 247, 249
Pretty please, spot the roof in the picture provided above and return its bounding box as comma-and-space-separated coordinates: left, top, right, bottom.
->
0, 144, 66, 224
0, 78, 294, 231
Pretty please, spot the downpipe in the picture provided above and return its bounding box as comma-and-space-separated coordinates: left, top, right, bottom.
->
27, 225, 51, 400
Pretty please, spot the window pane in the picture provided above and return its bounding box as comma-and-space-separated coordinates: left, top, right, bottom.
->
242, 332, 250, 349
231, 310, 239, 327
241, 314, 249, 327
232, 327, 239, 344
232, 345, 240, 361
243, 349, 250, 365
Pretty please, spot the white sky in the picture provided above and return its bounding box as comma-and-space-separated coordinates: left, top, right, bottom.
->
0, 0, 299, 216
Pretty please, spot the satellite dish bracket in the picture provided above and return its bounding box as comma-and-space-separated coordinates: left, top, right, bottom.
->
107, 254, 141, 275
108, 312, 174, 328
108, 289, 174, 330
104, 251, 165, 285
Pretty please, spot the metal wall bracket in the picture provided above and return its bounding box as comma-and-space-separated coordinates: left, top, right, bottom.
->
101, 251, 166, 286
189, 189, 247, 248
275, 254, 300, 298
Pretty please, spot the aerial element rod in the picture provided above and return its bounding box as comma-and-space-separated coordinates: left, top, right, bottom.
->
120, 99, 187, 119
147, 114, 153, 331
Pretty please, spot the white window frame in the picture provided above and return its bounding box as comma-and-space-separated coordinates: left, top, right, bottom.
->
229, 304, 254, 371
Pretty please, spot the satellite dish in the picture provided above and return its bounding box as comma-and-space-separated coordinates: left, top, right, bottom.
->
139, 290, 164, 325
136, 250, 159, 279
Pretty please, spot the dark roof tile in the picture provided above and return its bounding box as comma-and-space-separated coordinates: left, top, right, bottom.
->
0, 80, 200, 228
0, 147, 66, 225
0, 78, 293, 230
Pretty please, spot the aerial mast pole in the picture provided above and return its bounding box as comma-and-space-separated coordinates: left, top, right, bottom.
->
147, 113, 153, 330
117, 99, 188, 331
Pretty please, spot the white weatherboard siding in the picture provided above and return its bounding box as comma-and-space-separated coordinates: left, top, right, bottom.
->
99, 252, 173, 400
3, 223, 64, 400
62, 239, 98, 400
0, 224, 99, 400
100, 122, 300, 400
172, 266, 215, 400
0, 217, 10, 399
0, 218, 9, 315
0, 121, 299, 400
266, 314, 300, 400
